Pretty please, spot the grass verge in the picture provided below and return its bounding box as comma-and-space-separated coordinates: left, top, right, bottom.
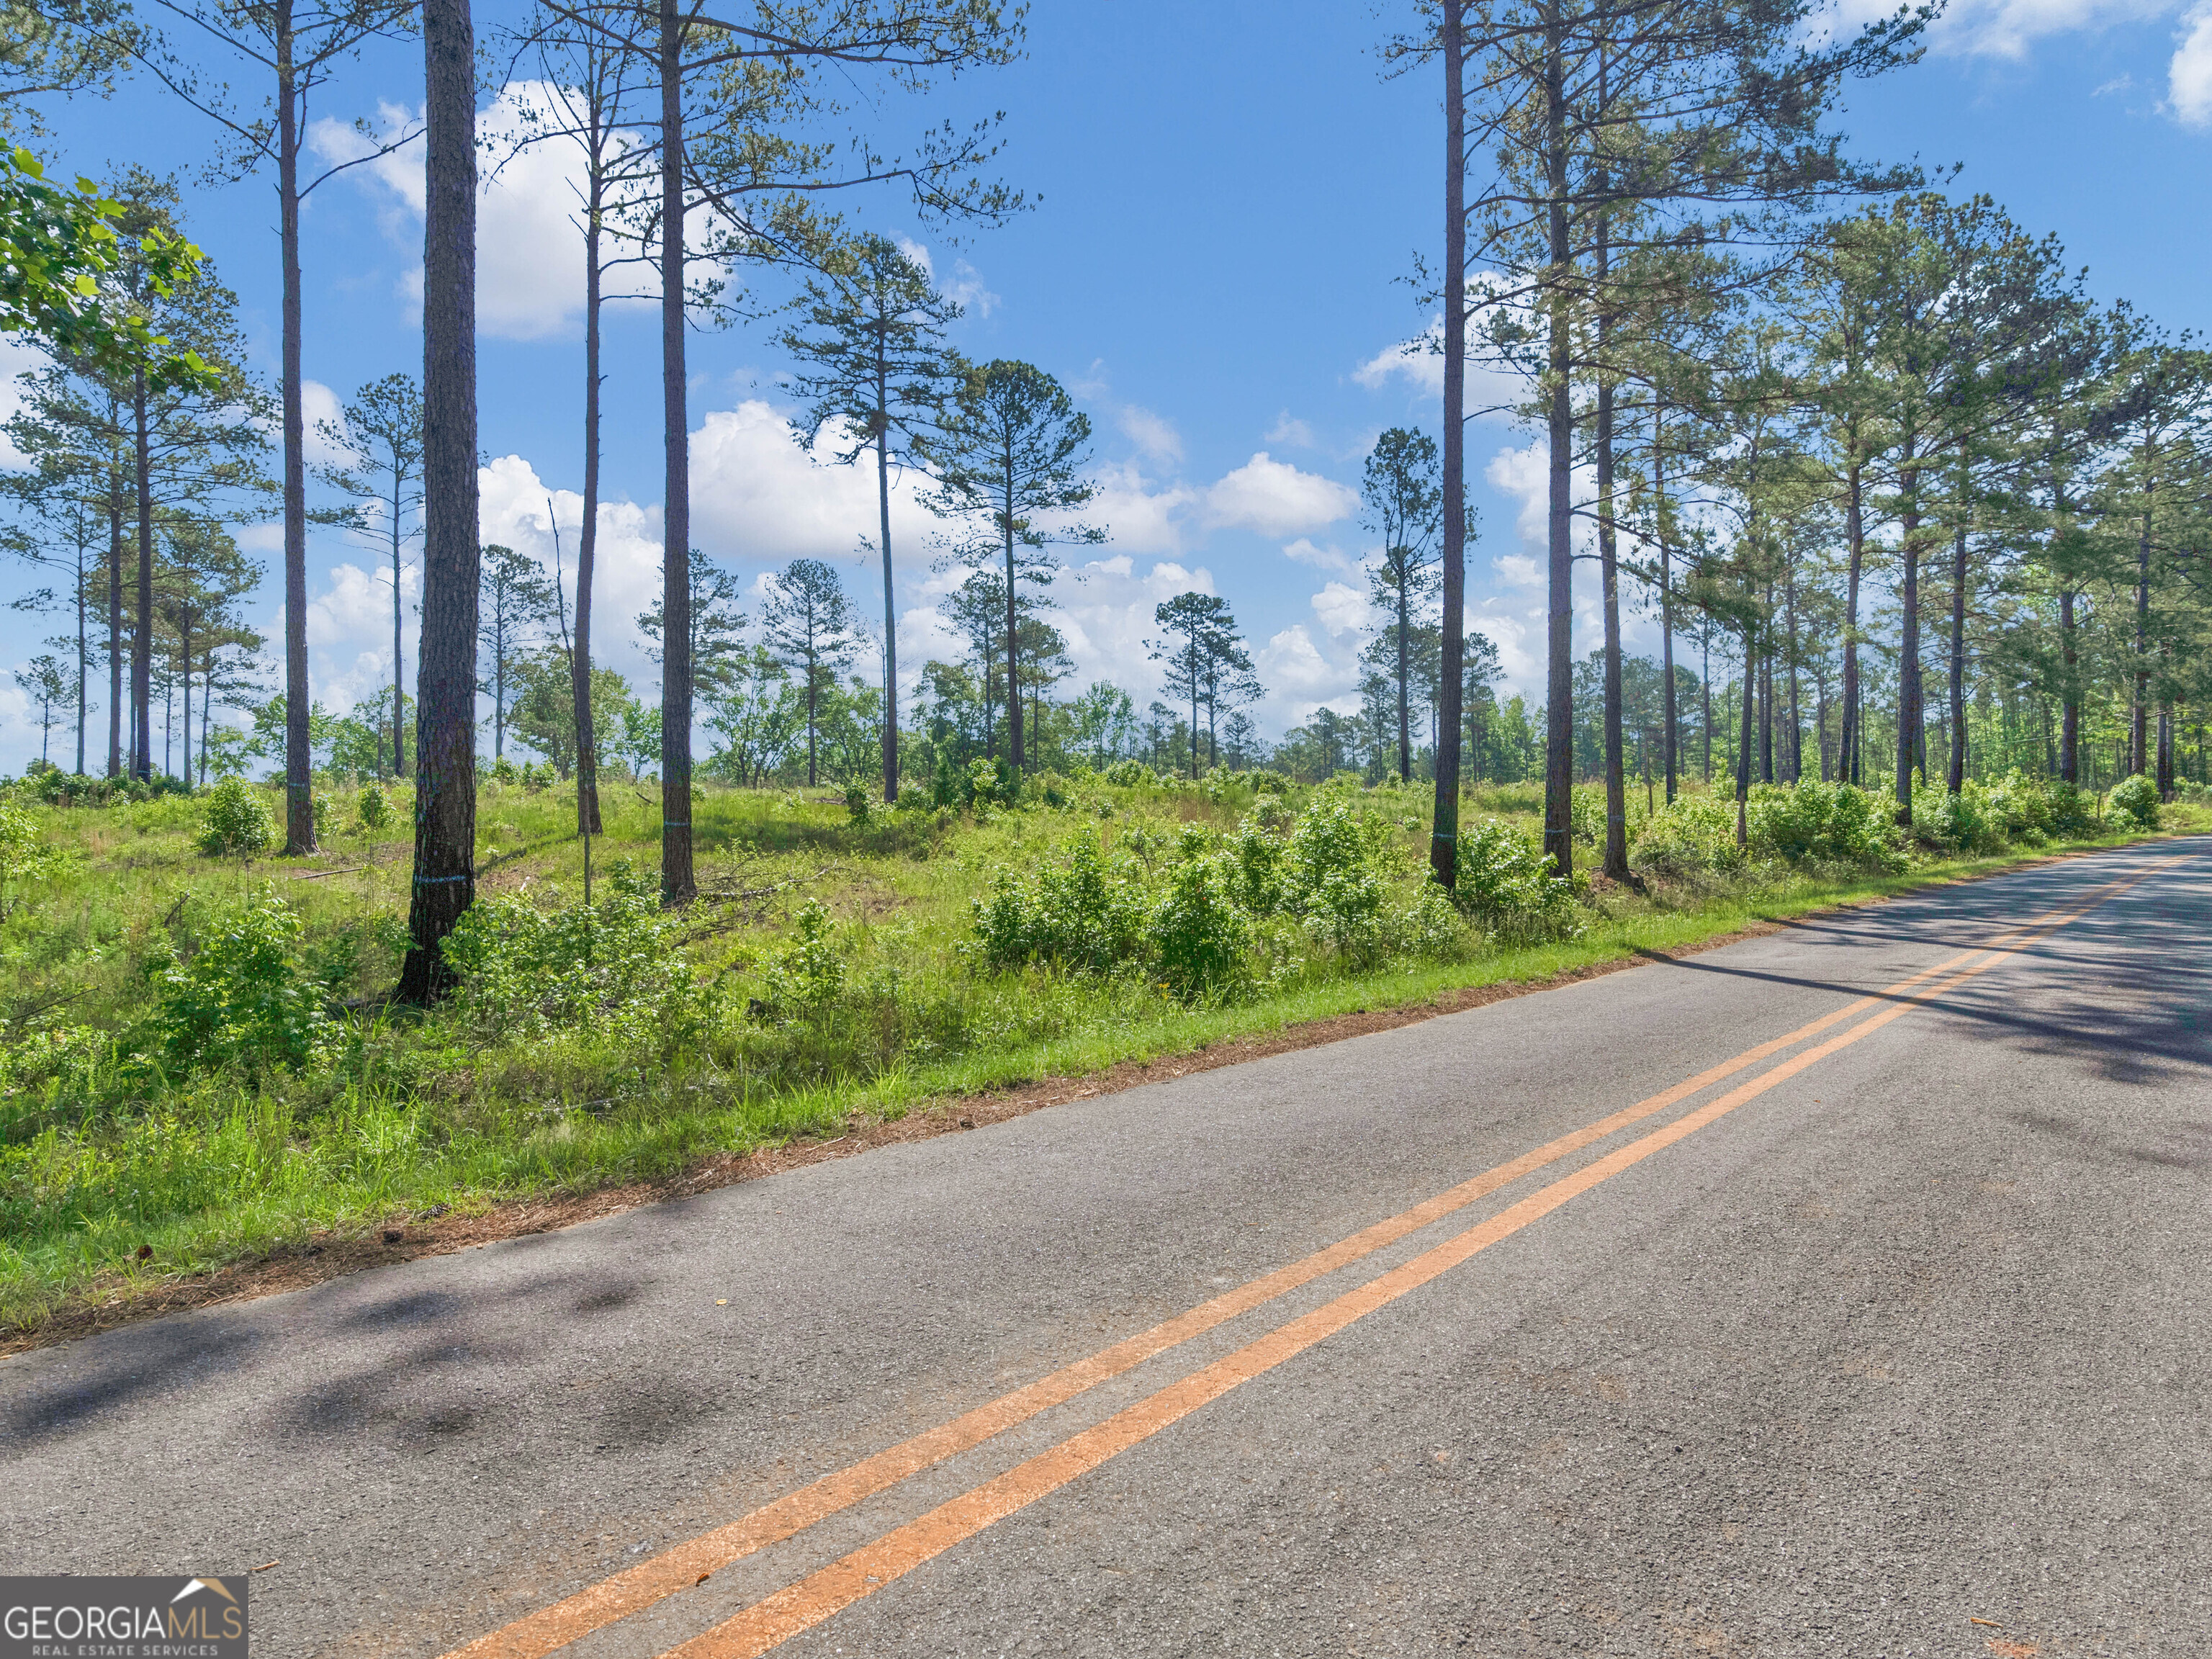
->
5, 814, 2197, 1355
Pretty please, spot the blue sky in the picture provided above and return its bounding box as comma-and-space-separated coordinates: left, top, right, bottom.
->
1, 0, 2207, 769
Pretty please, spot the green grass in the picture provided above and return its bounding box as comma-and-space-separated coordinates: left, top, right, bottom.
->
1, 767, 2201, 1334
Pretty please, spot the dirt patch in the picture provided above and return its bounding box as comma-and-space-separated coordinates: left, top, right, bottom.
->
3, 922, 1811, 1361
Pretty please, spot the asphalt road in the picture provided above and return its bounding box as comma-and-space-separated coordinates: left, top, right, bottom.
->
5, 839, 2208, 1659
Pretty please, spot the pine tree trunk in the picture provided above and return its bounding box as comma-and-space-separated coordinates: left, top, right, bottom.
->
392, 511, 405, 777
1948, 521, 1967, 791
1700, 627, 1712, 785
1596, 369, 1627, 879
574, 163, 603, 836
1894, 446, 1920, 825
1430, 0, 1466, 889
2132, 475, 2152, 778
657, 0, 694, 904
1540, 0, 1573, 877
396, 0, 481, 1004
1654, 436, 1675, 805
877, 369, 898, 803
1838, 449, 1864, 784
1784, 575, 1803, 785
107, 469, 122, 778
1735, 640, 1755, 847
2059, 587, 2079, 784
131, 367, 151, 781
74, 538, 86, 775
1758, 643, 1773, 785
276, 12, 315, 850
1003, 465, 1022, 773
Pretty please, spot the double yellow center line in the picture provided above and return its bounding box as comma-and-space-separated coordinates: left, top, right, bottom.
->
446, 855, 2188, 1659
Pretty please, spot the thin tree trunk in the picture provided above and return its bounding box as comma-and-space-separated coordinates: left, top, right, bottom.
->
1003, 465, 1022, 773
1395, 590, 1411, 782
392, 505, 405, 777
277, 12, 314, 849
876, 364, 898, 802
1597, 385, 1627, 880
1948, 519, 1967, 791
1654, 433, 1675, 804
74, 536, 87, 774
1895, 446, 1920, 824
1838, 450, 1864, 784
1540, 0, 1573, 876
1778, 579, 1796, 787
107, 468, 122, 778
2059, 587, 2079, 784
657, 0, 694, 904
1758, 642, 1773, 785
397, 0, 481, 1002
1430, 0, 1466, 889
2133, 469, 2152, 778
574, 156, 603, 835
130, 367, 151, 781
2157, 696, 2173, 798
1735, 637, 1755, 847
1700, 624, 1712, 784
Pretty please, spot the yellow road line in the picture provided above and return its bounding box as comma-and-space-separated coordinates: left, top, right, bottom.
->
441, 867, 2154, 1659
665, 860, 2182, 1658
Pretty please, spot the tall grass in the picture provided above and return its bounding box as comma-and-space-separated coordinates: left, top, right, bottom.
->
0, 765, 2198, 1331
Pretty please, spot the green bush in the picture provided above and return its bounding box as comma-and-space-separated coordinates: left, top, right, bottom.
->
197, 778, 274, 856
971, 834, 1148, 974
1151, 855, 1252, 1002
1912, 784, 2002, 855
1981, 770, 2051, 843
1630, 796, 1747, 880
0, 797, 55, 917
150, 890, 328, 1074
357, 783, 390, 830
1748, 781, 1907, 871
754, 898, 848, 1023
2109, 773, 2161, 829
2049, 781, 2096, 836
1455, 818, 1583, 940
1101, 758, 1158, 788
442, 865, 710, 1043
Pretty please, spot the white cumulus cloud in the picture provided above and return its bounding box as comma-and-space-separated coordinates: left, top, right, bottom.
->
2174, 0, 2212, 122
1202, 452, 1358, 538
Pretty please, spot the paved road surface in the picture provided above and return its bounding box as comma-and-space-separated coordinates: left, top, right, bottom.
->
6, 840, 2208, 1658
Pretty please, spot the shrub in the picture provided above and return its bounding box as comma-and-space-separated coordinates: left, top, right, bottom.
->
844, 781, 872, 824
1101, 758, 1157, 788
357, 783, 390, 830
442, 866, 709, 1042
1981, 770, 2051, 843
966, 756, 1007, 808
1455, 818, 1582, 940
1152, 856, 1252, 1002
971, 834, 1148, 974
1912, 784, 2002, 855
1747, 781, 1907, 871
2049, 780, 2095, 836
150, 890, 328, 1074
755, 899, 848, 1022
2109, 773, 2160, 829
1629, 796, 1746, 880
1569, 787, 1606, 847
198, 778, 274, 856
896, 782, 930, 812
0, 798, 55, 917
